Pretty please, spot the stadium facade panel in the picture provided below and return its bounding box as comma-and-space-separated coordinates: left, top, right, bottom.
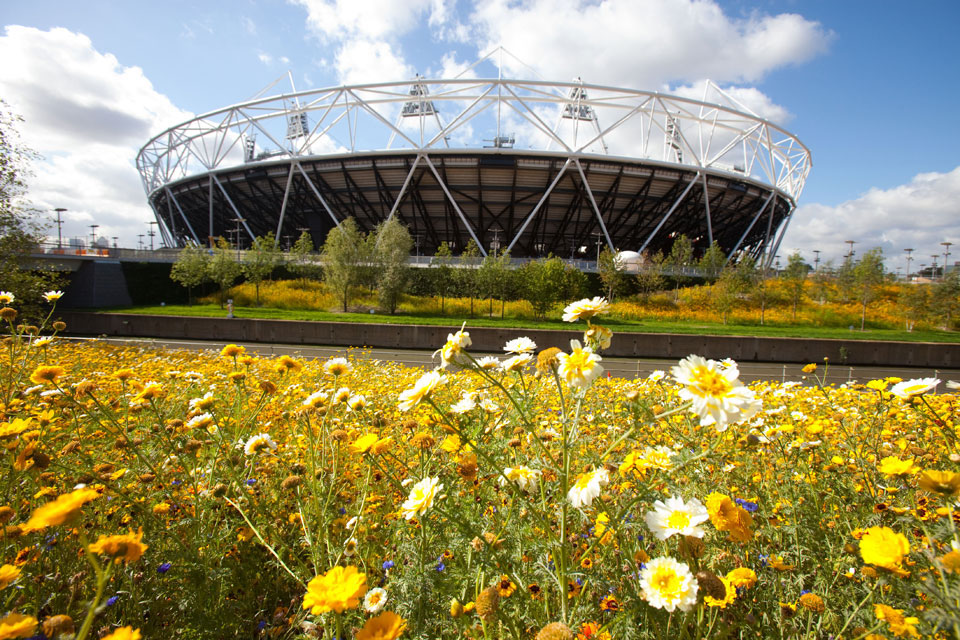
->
138, 74, 810, 265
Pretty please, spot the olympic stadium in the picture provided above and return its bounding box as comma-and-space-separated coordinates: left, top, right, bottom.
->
136, 61, 810, 266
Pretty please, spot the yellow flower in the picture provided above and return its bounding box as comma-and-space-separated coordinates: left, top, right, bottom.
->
351, 433, 379, 454
705, 493, 753, 542
0, 564, 21, 590
303, 565, 367, 614
220, 344, 245, 358
100, 626, 142, 640
401, 477, 443, 520
21, 488, 100, 532
562, 297, 610, 322
859, 526, 910, 572
0, 419, 30, 439
0, 291, 13, 305
874, 604, 920, 638
725, 567, 757, 589
917, 470, 960, 497
704, 576, 736, 608
798, 593, 825, 613
356, 611, 406, 640
556, 340, 603, 390
0, 612, 37, 639
801, 363, 817, 374
87, 528, 148, 564
670, 355, 760, 430
28, 366, 65, 385
877, 456, 917, 477
397, 370, 444, 412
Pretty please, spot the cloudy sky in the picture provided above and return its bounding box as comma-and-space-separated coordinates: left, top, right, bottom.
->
2, 0, 958, 271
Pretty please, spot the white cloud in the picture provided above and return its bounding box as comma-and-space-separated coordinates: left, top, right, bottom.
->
242, 16, 257, 36
467, 0, 832, 88
334, 38, 413, 85
781, 167, 960, 271
291, 0, 449, 41
0, 26, 191, 246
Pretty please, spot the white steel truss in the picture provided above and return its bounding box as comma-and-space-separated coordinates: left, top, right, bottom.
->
137, 75, 811, 257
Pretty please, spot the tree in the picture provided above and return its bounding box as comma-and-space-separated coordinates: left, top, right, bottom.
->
635, 251, 665, 303
169, 243, 211, 304
321, 217, 369, 312
0, 101, 64, 319
853, 248, 885, 330
932, 270, 960, 329
373, 217, 413, 314
697, 241, 726, 282
431, 241, 454, 313
288, 230, 319, 284
782, 252, 809, 320
597, 247, 627, 301
456, 240, 481, 316
666, 234, 694, 301
476, 249, 514, 317
898, 283, 930, 331
243, 233, 281, 305
208, 237, 242, 308
712, 265, 741, 324
521, 256, 569, 319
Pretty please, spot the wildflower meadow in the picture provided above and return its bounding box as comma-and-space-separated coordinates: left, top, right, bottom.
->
1, 291, 959, 639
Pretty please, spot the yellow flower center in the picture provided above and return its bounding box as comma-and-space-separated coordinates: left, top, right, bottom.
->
667, 511, 691, 530
692, 366, 732, 397
651, 568, 682, 600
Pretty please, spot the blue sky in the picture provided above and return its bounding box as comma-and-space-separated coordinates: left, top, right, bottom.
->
2, 0, 958, 270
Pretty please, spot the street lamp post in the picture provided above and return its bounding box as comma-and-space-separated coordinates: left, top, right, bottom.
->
89, 224, 99, 249
942, 241, 953, 279
148, 221, 158, 251
844, 240, 856, 262
813, 249, 821, 272
232, 218, 243, 260
904, 248, 914, 281
53, 208, 67, 250
931, 255, 940, 279
138, 234, 145, 251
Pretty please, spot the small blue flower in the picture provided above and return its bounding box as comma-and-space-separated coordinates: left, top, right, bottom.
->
800, 589, 810, 596
735, 498, 759, 512
106, 595, 119, 606
256, 620, 267, 632
246, 478, 257, 486
157, 562, 173, 574
758, 554, 769, 568
382, 560, 395, 570
436, 562, 445, 572
339, 507, 347, 515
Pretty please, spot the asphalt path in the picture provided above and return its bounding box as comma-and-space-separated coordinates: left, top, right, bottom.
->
66, 336, 960, 387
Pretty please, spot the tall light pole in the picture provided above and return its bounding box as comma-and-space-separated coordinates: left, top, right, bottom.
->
53, 208, 67, 250
593, 231, 602, 264
942, 241, 953, 279
148, 221, 158, 251
89, 224, 99, 249
138, 234, 145, 251
844, 240, 856, 262
232, 218, 243, 260
904, 248, 914, 280
112, 236, 118, 250
813, 249, 821, 272
931, 255, 940, 279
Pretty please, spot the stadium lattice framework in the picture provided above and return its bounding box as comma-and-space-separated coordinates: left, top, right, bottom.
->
136, 62, 810, 266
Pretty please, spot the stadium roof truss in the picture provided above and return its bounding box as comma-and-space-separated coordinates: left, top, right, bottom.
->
137, 75, 811, 266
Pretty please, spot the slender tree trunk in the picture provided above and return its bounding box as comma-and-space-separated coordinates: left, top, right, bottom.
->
861, 298, 867, 331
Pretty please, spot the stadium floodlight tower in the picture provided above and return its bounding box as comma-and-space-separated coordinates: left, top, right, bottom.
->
136, 47, 811, 266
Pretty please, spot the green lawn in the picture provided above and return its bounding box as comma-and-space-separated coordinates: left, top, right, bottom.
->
84, 304, 960, 343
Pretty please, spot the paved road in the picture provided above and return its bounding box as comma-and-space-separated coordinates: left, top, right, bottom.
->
66, 336, 960, 386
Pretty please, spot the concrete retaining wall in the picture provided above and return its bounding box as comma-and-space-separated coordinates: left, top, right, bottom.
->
58, 311, 960, 368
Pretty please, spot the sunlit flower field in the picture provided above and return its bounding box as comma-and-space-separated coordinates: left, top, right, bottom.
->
1, 294, 959, 639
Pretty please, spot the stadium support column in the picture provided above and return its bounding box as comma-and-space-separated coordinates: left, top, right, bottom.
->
574, 159, 613, 251
505, 158, 572, 255
637, 172, 701, 256
274, 164, 296, 246
165, 187, 201, 245
422, 155, 487, 257
701, 173, 713, 245
386, 156, 422, 222
724, 190, 776, 267
209, 176, 214, 247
